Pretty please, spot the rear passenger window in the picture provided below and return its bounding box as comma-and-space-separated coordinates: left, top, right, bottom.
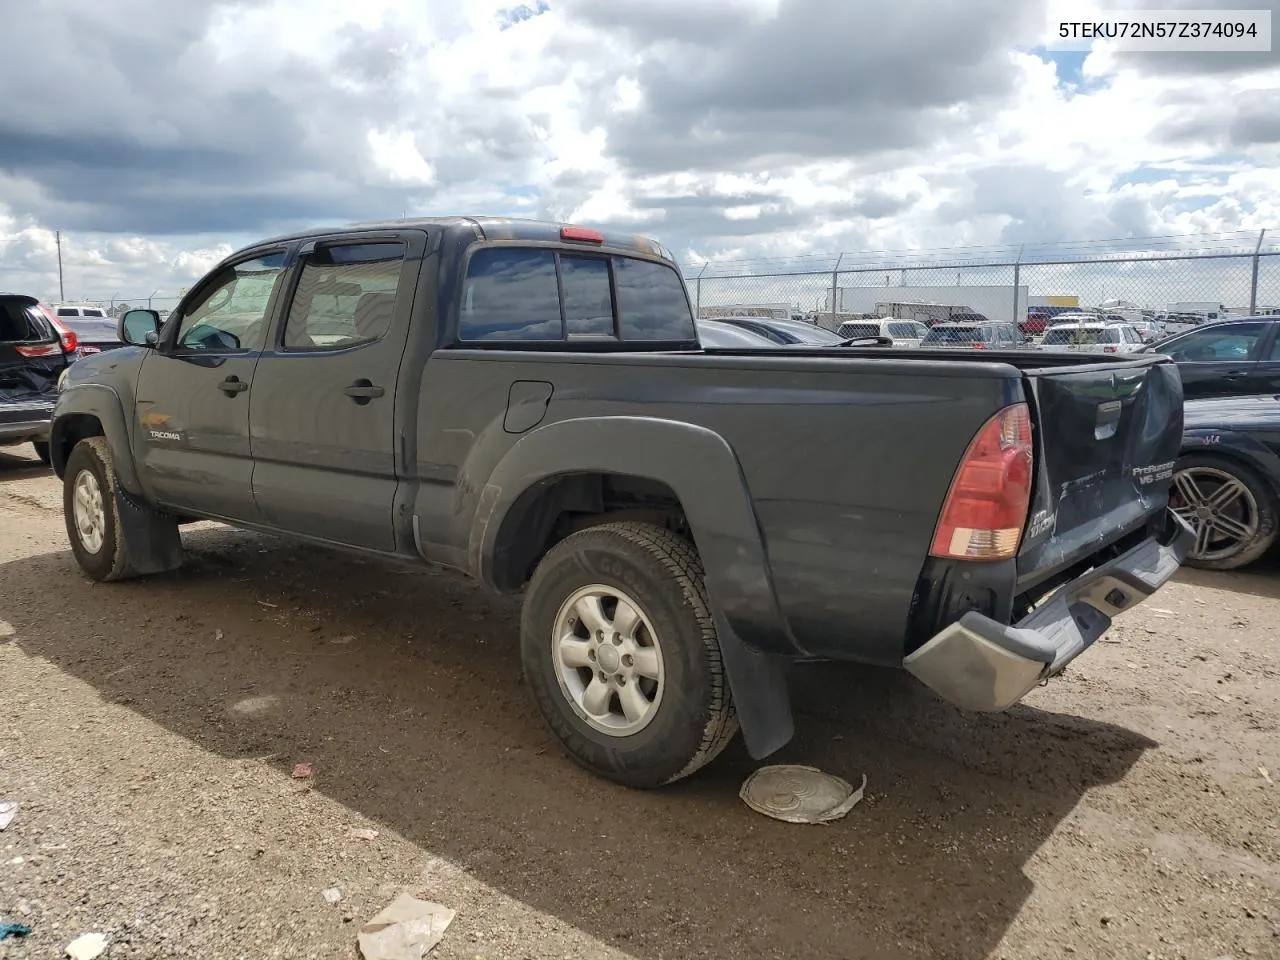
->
283, 242, 405, 350
561, 256, 614, 338
460, 248, 562, 341
459, 247, 695, 344
840, 324, 879, 339
0, 302, 49, 342
614, 257, 696, 341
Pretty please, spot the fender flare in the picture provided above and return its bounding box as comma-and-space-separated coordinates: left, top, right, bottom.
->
471, 415, 796, 758
51, 385, 143, 495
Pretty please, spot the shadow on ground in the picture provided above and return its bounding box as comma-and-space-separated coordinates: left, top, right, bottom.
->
1175, 552, 1280, 602
3, 526, 1157, 960
0, 445, 51, 482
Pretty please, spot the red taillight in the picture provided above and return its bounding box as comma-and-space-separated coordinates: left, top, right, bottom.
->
45, 313, 78, 354
561, 225, 604, 244
14, 342, 61, 358
930, 403, 1033, 562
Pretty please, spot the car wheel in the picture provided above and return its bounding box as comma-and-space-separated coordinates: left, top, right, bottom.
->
521, 521, 740, 788
63, 437, 179, 582
1170, 454, 1279, 571
31, 440, 52, 466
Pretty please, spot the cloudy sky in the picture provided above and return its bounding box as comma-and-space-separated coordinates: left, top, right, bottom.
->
1, 0, 1278, 305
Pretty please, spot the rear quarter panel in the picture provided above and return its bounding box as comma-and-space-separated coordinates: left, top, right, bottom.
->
413, 351, 1019, 665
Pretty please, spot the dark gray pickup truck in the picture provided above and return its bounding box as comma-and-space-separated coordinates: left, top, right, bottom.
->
50, 217, 1193, 788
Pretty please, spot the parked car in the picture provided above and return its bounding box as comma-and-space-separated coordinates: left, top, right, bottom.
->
920, 321, 1029, 350
59, 316, 126, 356
946, 311, 991, 325
1139, 317, 1280, 400
1039, 322, 1146, 354
835, 317, 929, 347
1, 292, 77, 464
54, 304, 111, 321
1021, 312, 1051, 336
695, 319, 777, 348
1129, 318, 1165, 343
710, 315, 859, 346
1173, 394, 1280, 570
1045, 311, 1102, 327
1162, 312, 1209, 335
52, 216, 1191, 789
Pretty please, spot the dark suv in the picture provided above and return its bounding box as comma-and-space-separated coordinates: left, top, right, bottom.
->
1, 293, 77, 463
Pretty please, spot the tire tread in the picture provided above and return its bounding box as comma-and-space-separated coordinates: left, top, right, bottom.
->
524, 520, 740, 787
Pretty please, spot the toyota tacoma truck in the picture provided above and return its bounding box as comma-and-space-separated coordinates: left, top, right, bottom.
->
50, 217, 1193, 788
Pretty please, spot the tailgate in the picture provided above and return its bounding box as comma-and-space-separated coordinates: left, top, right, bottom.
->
1016, 357, 1183, 585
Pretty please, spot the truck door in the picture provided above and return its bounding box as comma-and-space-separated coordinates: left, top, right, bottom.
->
132, 250, 289, 520
248, 232, 424, 553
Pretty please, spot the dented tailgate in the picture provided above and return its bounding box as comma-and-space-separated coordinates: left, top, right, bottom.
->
1016, 357, 1183, 584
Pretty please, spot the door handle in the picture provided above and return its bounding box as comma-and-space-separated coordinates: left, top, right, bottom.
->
1222, 372, 1247, 380
344, 379, 385, 404
219, 375, 249, 395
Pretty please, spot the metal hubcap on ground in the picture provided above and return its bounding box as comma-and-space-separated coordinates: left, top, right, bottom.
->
72, 469, 106, 555
552, 584, 665, 736
1170, 466, 1259, 561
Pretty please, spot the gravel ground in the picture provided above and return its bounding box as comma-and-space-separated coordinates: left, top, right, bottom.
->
1, 444, 1278, 960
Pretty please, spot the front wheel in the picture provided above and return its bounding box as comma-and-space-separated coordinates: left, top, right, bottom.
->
63, 437, 180, 581
521, 521, 739, 788
1170, 454, 1279, 570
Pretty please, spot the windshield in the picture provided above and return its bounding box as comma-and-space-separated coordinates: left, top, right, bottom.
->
922, 326, 980, 343
1042, 327, 1118, 345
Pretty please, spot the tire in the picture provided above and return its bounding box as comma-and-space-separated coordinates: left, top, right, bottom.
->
63, 437, 177, 582
31, 440, 52, 466
521, 521, 739, 788
1171, 453, 1279, 571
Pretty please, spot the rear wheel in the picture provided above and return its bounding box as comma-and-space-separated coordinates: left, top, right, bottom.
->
1170, 454, 1278, 570
521, 521, 739, 788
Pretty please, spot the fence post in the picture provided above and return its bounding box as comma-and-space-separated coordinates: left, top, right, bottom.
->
830, 254, 844, 315
695, 263, 707, 317
1012, 244, 1024, 327
1249, 229, 1267, 314
147, 289, 157, 310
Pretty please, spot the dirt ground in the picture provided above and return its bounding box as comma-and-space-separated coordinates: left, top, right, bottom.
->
1, 445, 1277, 960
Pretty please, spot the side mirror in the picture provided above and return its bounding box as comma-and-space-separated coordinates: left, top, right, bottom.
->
120, 309, 160, 347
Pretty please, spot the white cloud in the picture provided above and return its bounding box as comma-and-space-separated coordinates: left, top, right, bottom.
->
0, 0, 1278, 306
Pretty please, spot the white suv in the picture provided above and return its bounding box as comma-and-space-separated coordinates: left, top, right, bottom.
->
55, 305, 109, 320
1040, 322, 1145, 354
835, 317, 929, 347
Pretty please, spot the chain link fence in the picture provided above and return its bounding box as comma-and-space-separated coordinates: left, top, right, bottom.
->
64, 229, 1280, 328
684, 230, 1280, 329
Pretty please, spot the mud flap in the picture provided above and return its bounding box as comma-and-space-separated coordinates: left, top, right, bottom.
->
115, 486, 184, 576
713, 610, 794, 759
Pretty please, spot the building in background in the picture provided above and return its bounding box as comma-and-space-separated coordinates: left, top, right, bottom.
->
698, 303, 794, 320
827, 284, 1030, 325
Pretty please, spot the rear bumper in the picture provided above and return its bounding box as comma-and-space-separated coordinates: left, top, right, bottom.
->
0, 418, 52, 444
904, 509, 1193, 711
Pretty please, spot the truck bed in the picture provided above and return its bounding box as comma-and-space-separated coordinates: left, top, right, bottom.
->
412, 345, 1182, 669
